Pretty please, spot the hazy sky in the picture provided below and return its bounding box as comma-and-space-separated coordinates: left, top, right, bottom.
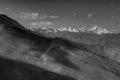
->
0, 0, 120, 31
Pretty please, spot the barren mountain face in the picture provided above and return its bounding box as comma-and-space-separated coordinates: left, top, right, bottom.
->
0, 15, 120, 80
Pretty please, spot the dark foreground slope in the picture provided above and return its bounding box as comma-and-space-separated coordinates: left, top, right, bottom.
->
0, 14, 120, 80
0, 56, 76, 80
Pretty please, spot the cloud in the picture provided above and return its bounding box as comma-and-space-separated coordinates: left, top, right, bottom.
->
87, 13, 93, 18
39, 15, 59, 19
16, 12, 59, 20
30, 21, 53, 28
16, 12, 39, 20
5, 8, 10, 10
39, 15, 48, 19
49, 15, 59, 19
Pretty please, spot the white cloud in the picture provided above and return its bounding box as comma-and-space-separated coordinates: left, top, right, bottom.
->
5, 8, 10, 10
39, 21, 53, 26
49, 15, 59, 19
87, 13, 93, 18
39, 15, 48, 19
30, 21, 53, 28
16, 12, 59, 20
17, 12, 39, 20
39, 15, 59, 19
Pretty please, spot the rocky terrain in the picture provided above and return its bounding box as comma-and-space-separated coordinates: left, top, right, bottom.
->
0, 14, 120, 80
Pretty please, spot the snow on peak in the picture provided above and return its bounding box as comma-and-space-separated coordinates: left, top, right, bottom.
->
87, 26, 112, 34
57, 27, 79, 32
30, 25, 113, 35
57, 26, 113, 34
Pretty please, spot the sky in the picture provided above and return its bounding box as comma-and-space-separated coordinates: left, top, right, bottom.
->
0, 0, 120, 31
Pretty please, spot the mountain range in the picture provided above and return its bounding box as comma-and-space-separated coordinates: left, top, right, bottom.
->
31, 25, 112, 34
0, 14, 120, 80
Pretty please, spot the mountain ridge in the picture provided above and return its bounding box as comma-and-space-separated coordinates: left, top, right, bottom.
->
31, 24, 113, 34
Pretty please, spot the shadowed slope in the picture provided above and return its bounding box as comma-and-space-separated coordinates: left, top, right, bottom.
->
0, 56, 76, 80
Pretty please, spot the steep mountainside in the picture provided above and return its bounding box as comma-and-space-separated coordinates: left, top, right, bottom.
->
0, 14, 120, 80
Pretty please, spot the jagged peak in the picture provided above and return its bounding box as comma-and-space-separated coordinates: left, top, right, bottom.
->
57, 27, 79, 32
31, 25, 113, 35
87, 26, 113, 34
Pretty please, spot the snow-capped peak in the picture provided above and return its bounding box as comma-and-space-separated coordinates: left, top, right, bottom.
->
87, 26, 112, 34
30, 25, 113, 35
57, 26, 113, 34
88, 26, 98, 31
57, 27, 79, 32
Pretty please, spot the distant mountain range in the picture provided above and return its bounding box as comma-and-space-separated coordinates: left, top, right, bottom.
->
0, 14, 120, 80
30, 24, 112, 34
